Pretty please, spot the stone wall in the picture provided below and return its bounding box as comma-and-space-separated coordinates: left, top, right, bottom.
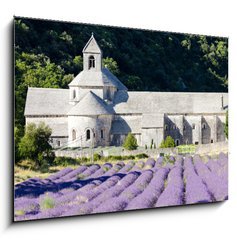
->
54, 141, 228, 159
164, 113, 226, 146
68, 115, 112, 148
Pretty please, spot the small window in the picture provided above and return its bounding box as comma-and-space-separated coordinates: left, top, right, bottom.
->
72, 89, 76, 99
202, 123, 206, 129
195, 141, 199, 145
211, 139, 214, 143
72, 129, 77, 141
89, 56, 95, 69
175, 139, 180, 146
192, 124, 196, 130
57, 140, 61, 147
183, 125, 186, 131
86, 129, 91, 140
165, 124, 168, 131
101, 129, 104, 139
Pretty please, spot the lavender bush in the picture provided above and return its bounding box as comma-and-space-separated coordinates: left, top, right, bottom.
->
14, 154, 228, 221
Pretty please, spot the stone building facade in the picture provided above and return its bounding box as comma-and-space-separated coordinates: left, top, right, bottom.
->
24, 34, 228, 149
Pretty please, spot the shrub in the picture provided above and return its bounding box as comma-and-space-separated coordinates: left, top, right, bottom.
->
81, 156, 89, 162
110, 155, 123, 161
135, 153, 149, 159
53, 156, 79, 166
14, 126, 23, 163
145, 144, 147, 149
40, 196, 55, 210
77, 174, 86, 180
19, 122, 54, 167
93, 153, 101, 162
126, 155, 135, 160
123, 133, 138, 150
165, 136, 175, 147
159, 136, 175, 148
159, 140, 166, 148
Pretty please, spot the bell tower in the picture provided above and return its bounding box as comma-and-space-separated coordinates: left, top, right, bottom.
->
82, 33, 102, 72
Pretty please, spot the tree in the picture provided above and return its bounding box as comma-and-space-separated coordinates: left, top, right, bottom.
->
123, 133, 138, 150
14, 126, 22, 163
224, 110, 228, 139
19, 122, 54, 167
15, 52, 73, 131
103, 57, 119, 75
159, 136, 175, 148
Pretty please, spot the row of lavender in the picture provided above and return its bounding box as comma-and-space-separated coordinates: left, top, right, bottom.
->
14, 153, 228, 221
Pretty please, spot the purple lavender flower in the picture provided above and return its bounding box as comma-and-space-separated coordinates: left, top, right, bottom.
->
193, 155, 228, 201
93, 197, 127, 213
155, 166, 184, 207
144, 158, 156, 169
184, 156, 212, 204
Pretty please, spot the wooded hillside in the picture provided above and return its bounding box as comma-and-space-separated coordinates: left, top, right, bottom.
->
14, 17, 228, 133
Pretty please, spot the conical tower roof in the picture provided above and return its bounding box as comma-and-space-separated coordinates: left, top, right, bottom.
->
68, 67, 127, 90
67, 91, 114, 116
82, 33, 102, 54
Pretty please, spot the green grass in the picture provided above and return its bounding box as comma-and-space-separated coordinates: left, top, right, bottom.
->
40, 195, 55, 210
177, 144, 196, 154
15, 209, 25, 216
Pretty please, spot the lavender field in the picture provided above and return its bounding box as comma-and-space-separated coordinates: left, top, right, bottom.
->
14, 153, 228, 221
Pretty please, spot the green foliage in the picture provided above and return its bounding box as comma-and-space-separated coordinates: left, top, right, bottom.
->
16, 52, 66, 88
53, 156, 80, 166
165, 136, 175, 148
125, 75, 143, 90
135, 153, 148, 159
93, 153, 102, 161
15, 209, 25, 216
159, 140, 166, 149
159, 136, 175, 148
150, 139, 154, 149
177, 144, 196, 154
108, 155, 123, 161
123, 133, 138, 150
103, 57, 119, 75
15, 51, 73, 131
19, 122, 54, 167
145, 144, 147, 150
224, 110, 228, 139
77, 174, 86, 180
14, 17, 228, 138
40, 196, 55, 210
14, 126, 23, 163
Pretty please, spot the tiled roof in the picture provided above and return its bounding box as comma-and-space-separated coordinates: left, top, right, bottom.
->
67, 91, 114, 116
24, 88, 71, 116
69, 68, 127, 90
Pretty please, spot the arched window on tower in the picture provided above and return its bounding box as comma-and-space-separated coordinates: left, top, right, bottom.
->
89, 56, 95, 69
72, 129, 77, 141
86, 129, 91, 140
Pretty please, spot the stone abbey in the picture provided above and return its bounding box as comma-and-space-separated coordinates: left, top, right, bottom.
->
24, 34, 228, 149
